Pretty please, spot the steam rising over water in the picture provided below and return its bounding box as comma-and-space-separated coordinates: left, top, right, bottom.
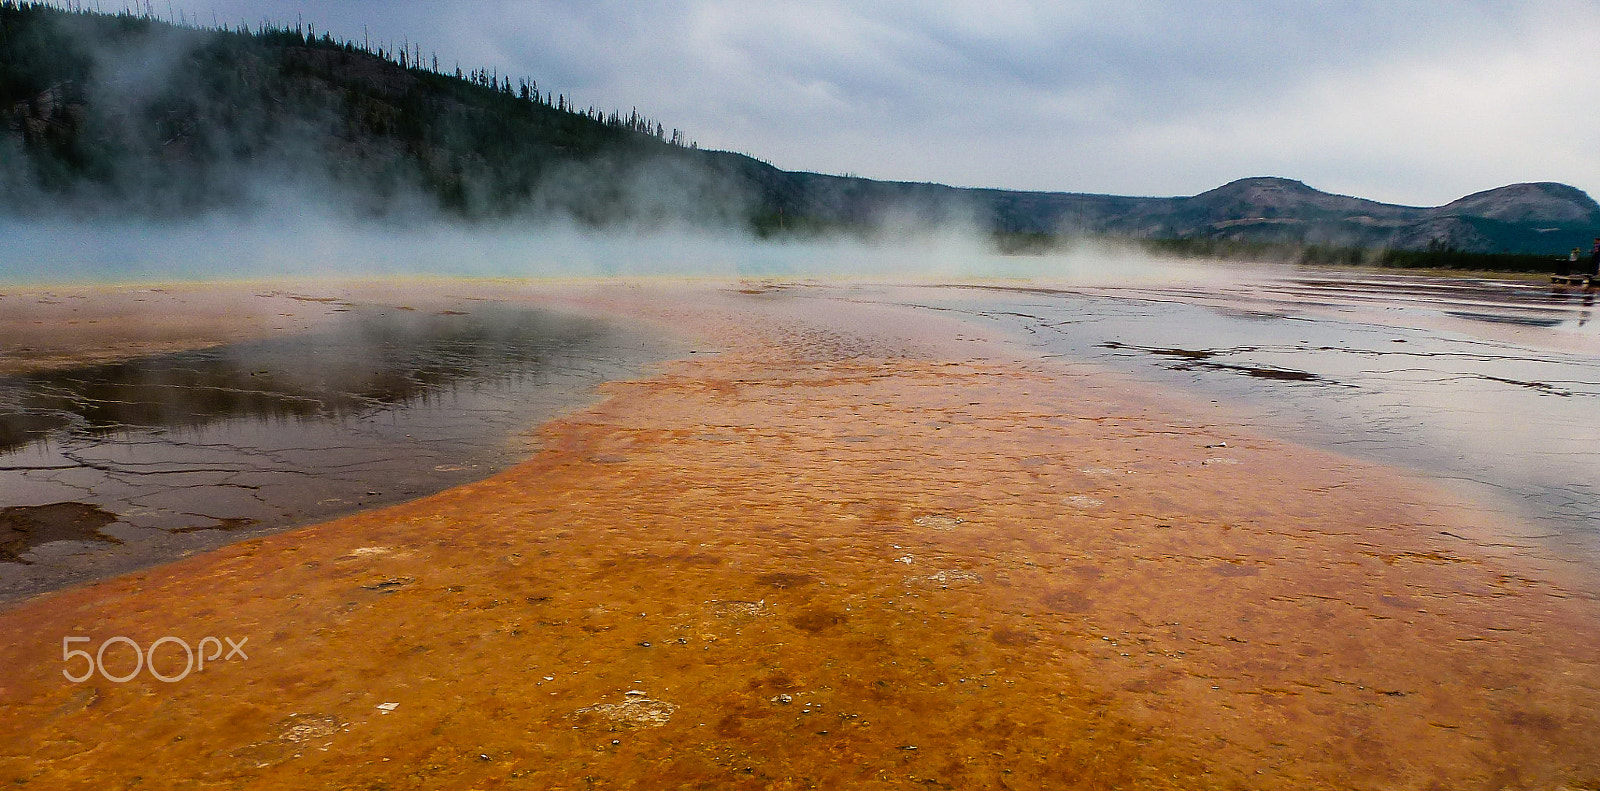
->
0, 217, 1174, 284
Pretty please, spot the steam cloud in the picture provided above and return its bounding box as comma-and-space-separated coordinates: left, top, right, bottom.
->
0, 4, 1173, 286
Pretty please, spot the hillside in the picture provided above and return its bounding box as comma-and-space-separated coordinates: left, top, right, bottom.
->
3, 3, 1597, 255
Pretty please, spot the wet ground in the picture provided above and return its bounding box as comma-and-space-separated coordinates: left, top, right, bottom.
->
0, 288, 677, 602
874, 270, 1600, 569
0, 278, 1597, 789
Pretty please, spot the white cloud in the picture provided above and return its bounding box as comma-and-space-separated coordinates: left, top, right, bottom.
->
1108, 2, 1600, 205
65, 0, 1600, 204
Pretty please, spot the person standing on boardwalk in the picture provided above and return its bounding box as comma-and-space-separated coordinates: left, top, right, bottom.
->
1562, 248, 1580, 276
1591, 238, 1600, 277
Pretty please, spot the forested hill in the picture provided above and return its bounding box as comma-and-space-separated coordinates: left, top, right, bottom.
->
3, 3, 1597, 256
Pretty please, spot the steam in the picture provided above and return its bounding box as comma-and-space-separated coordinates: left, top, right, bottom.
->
0, 211, 1173, 285
0, 5, 1183, 287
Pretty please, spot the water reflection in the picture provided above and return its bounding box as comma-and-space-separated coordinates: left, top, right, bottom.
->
0, 307, 606, 452
0, 304, 673, 601
1441, 310, 1566, 327
1100, 341, 1327, 381
915, 273, 1600, 558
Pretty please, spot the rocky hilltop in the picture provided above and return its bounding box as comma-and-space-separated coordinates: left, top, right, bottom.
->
1079, 177, 1599, 253
3, 4, 1595, 255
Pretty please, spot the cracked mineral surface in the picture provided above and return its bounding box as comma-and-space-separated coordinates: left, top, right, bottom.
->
0, 275, 1597, 789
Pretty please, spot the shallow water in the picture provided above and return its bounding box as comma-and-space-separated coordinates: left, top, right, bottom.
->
0, 302, 675, 602
900, 271, 1600, 563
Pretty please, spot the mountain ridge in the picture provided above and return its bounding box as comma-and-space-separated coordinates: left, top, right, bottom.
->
2, 3, 1596, 256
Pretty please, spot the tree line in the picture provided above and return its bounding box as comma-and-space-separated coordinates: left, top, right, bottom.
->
4, 0, 698, 149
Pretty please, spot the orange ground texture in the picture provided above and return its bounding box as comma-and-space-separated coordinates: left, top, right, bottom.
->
1, 281, 1599, 790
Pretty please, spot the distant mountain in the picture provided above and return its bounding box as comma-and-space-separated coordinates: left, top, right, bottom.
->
3, 4, 1596, 255
1044, 177, 1600, 254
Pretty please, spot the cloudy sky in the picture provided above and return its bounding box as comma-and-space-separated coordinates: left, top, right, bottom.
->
130, 0, 1600, 207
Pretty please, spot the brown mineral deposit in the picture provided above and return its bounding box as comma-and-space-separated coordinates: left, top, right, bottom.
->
0, 281, 1597, 790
